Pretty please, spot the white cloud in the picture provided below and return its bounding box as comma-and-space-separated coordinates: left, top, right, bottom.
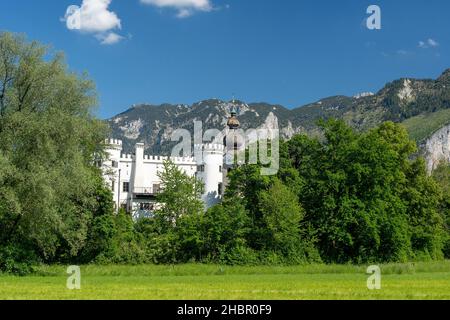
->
140, 0, 213, 18
96, 32, 124, 45
419, 38, 439, 49
64, 0, 124, 44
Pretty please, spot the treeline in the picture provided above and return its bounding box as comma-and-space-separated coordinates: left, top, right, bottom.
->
108, 120, 448, 266
0, 33, 449, 274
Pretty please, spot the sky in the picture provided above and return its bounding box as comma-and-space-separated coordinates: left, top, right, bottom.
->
0, 0, 449, 119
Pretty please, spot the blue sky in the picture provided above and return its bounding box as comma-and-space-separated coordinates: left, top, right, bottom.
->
0, 0, 449, 119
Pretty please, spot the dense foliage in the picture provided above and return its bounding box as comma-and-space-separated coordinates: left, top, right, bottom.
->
0, 32, 110, 273
285, 120, 446, 263
432, 163, 450, 258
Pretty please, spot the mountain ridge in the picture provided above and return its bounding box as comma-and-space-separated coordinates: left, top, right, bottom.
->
108, 69, 450, 166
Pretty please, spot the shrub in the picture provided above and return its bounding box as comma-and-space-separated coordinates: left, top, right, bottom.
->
221, 245, 259, 266
0, 244, 39, 275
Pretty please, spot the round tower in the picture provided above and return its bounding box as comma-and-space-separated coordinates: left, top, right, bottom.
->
195, 143, 225, 209
105, 138, 123, 163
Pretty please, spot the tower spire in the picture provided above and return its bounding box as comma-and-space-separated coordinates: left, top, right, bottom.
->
227, 95, 240, 130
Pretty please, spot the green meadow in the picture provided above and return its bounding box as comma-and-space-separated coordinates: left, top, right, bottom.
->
1, 262, 449, 300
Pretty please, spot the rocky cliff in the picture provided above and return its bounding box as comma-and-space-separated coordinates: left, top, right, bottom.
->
424, 124, 450, 173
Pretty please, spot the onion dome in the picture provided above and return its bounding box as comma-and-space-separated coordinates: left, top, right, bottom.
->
227, 106, 240, 130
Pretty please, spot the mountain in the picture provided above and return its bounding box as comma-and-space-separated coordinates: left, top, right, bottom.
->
108, 69, 450, 169
108, 99, 295, 155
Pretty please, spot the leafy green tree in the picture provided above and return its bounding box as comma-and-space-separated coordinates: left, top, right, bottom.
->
224, 150, 320, 263
403, 159, 445, 260
155, 160, 204, 226
78, 179, 116, 263
259, 179, 304, 258
147, 160, 205, 262
287, 120, 446, 263
200, 199, 250, 263
81, 209, 148, 265
225, 164, 272, 249
0, 32, 109, 267
432, 163, 450, 258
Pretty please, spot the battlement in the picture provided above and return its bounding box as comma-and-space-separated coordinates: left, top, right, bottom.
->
143, 155, 196, 164
121, 153, 134, 160
105, 138, 123, 147
106, 139, 199, 164
120, 153, 196, 164
194, 143, 225, 153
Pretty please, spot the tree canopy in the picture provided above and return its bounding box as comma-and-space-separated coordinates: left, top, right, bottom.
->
0, 32, 111, 272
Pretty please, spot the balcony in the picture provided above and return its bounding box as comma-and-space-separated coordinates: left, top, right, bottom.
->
133, 185, 161, 199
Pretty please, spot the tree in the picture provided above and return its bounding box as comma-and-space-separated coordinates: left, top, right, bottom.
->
155, 160, 204, 226
432, 163, 450, 258
200, 199, 250, 263
286, 120, 446, 263
0, 32, 109, 268
259, 179, 306, 260
149, 160, 205, 262
225, 164, 273, 249
77, 179, 116, 263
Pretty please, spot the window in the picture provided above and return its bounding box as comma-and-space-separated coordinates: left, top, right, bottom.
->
111, 180, 115, 192
218, 183, 223, 196
197, 165, 205, 172
140, 203, 155, 211
219, 166, 222, 173
112, 161, 119, 168
123, 182, 130, 193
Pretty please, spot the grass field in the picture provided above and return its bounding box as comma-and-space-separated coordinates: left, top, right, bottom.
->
1, 261, 450, 300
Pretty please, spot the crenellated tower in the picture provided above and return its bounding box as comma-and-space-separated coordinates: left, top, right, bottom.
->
195, 143, 225, 209
105, 138, 123, 163
104, 139, 124, 211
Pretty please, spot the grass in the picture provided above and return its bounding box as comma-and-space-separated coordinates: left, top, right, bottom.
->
1, 261, 450, 300
402, 108, 450, 143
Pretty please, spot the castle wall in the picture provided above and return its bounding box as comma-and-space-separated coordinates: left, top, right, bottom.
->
103, 139, 214, 217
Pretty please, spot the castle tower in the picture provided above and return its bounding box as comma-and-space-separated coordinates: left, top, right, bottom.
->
195, 143, 225, 209
105, 138, 123, 163
132, 143, 146, 192
104, 139, 123, 211
224, 101, 245, 166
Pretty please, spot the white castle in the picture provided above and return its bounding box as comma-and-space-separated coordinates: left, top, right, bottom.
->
101, 109, 241, 219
